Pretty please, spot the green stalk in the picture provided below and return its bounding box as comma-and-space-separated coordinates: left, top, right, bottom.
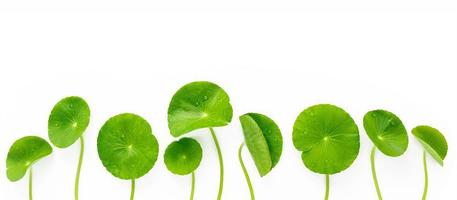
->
190, 172, 195, 200
75, 136, 84, 200
130, 179, 135, 200
325, 174, 329, 200
209, 127, 224, 200
371, 146, 382, 200
29, 167, 33, 200
238, 143, 255, 200
422, 151, 428, 200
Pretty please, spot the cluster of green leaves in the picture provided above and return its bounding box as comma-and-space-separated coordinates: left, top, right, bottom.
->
166, 81, 233, 200
5, 96, 91, 200
4, 83, 450, 200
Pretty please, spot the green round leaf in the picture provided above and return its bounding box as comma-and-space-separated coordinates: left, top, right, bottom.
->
48, 96, 90, 148
168, 81, 233, 137
164, 138, 203, 175
239, 113, 283, 177
363, 110, 408, 157
97, 113, 159, 180
412, 125, 448, 166
6, 136, 53, 182
292, 104, 360, 175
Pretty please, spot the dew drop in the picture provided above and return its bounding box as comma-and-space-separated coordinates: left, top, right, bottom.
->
112, 168, 120, 175
309, 110, 315, 117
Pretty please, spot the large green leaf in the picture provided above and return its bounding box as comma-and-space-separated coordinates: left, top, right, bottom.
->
363, 110, 408, 157
239, 113, 283, 177
412, 125, 448, 166
6, 136, 53, 181
97, 113, 159, 180
168, 81, 233, 137
48, 96, 90, 148
164, 138, 203, 175
292, 104, 360, 175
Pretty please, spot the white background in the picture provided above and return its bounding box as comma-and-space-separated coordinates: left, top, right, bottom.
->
1, 1, 456, 199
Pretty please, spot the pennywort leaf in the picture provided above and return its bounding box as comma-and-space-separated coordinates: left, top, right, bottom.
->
168, 81, 233, 137
164, 138, 202, 200
239, 113, 283, 177
412, 125, 448, 166
293, 104, 359, 200
6, 136, 53, 200
48, 96, 90, 200
238, 113, 283, 200
293, 104, 360, 175
164, 138, 203, 176
364, 109, 408, 157
412, 125, 448, 200
48, 96, 90, 148
6, 136, 53, 182
363, 109, 408, 200
97, 113, 159, 180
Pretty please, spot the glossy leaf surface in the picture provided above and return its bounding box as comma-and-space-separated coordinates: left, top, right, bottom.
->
168, 81, 233, 137
293, 104, 360, 175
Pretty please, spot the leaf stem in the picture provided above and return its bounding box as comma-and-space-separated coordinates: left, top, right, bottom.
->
209, 127, 224, 200
29, 167, 33, 200
422, 150, 428, 200
75, 136, 84, 200
130, 179, 135, 200
238, 143, 255, 200
190, 172, 195, 200
325, 174, 329, 200
371, 146, 382, 200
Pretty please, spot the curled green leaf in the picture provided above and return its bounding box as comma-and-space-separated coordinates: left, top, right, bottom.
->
292, 104, 360, 175
48, 96, 90, 148
168, 81, 233, 137
239, 113, 283, 176
6, 136, 53, 182
363, 109, 408, 157
164, 138, 203, 175
97, 113, 159, 180
412, 125, 448, 166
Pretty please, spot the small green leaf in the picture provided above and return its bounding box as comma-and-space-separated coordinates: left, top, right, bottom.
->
168, 81, 233, 137
97, 113, 159, 180
239, 113, 283, 177
292, 104, 360, 175
164, 138, 203, 175
363, 110, 408, 157
412, 125, 448, 166
6, 136, 53, 182
48, 96, 90, 148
